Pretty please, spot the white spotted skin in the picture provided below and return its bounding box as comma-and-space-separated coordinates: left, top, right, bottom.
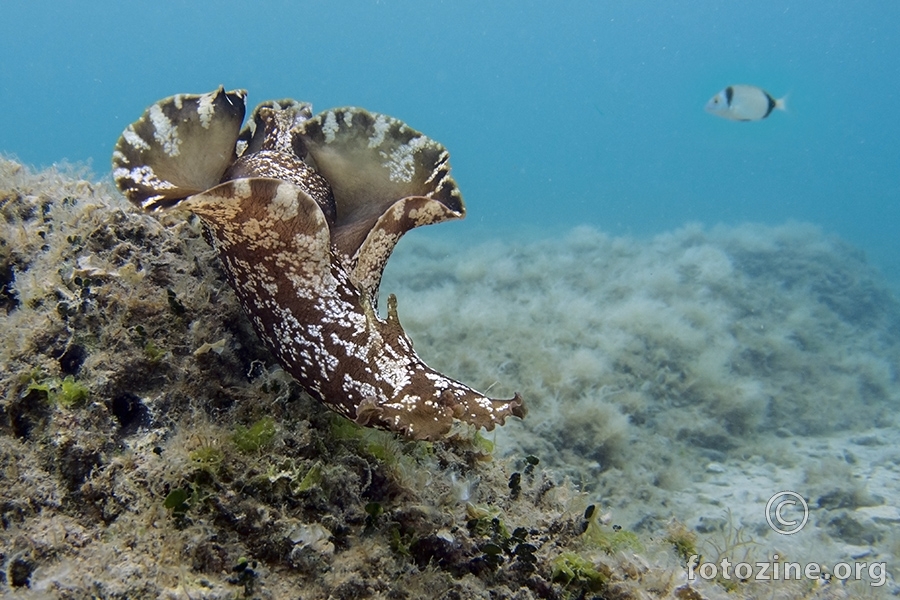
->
191, 180, 520, 439
149, 104, 180, 156
322, 111, 339, 143
113, 90, 525, 440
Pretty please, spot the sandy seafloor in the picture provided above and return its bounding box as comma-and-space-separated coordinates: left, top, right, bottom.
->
2, 158, 900, 599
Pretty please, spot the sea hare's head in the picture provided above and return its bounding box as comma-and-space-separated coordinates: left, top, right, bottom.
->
112, 87, 525, 440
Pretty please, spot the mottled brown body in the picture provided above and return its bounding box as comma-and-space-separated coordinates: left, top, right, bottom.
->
112, 87, 524, 439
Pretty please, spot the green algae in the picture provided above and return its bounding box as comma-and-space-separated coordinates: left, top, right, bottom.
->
25, 372, 89, 408
551, 552, 608, 594
3, 160, 899, 599
232, 416, 276, 453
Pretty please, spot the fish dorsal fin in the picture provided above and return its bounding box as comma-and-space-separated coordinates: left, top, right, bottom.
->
112, 86, 246, 210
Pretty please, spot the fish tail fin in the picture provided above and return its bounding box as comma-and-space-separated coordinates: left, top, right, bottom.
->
775, 93, 788, 112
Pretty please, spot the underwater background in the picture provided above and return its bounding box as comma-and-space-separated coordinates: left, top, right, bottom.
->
2, 1, 900, 597
2, 0, 898, 283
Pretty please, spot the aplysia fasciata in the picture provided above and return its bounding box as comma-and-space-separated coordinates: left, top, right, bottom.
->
111, 86, 525, 440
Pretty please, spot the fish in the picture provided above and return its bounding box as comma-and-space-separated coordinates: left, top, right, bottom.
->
705, 85, 786, 121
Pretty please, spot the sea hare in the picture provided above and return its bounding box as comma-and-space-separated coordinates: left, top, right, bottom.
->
111, 86, 525, 440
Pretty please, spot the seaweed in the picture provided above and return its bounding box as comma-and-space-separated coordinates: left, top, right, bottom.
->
232, 416, 276, 453
3, 160, 898, 599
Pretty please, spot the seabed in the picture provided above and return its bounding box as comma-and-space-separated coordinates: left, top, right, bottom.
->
2, 158, 899, 598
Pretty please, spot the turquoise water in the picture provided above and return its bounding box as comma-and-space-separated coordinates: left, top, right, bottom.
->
2, 0, 898, 280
